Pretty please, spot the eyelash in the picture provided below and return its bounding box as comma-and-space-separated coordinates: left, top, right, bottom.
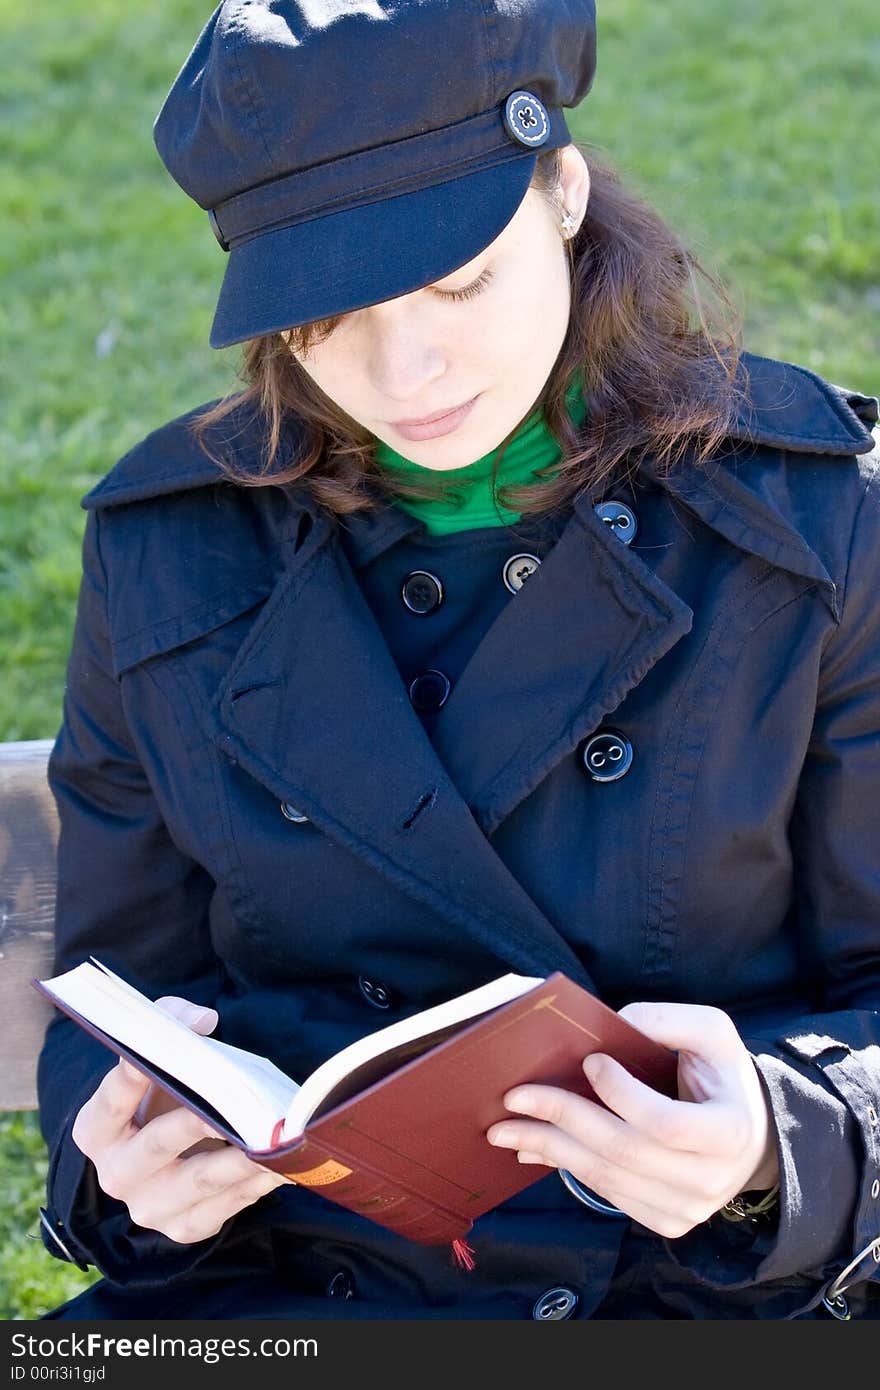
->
435, 268, 495, 302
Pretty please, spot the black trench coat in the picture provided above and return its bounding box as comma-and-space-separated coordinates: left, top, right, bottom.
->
37, 352, 880, 1320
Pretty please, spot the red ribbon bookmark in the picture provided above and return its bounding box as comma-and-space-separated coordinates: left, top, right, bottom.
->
451, 1238, 476, 1271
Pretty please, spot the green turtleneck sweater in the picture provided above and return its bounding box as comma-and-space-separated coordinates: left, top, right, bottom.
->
374, 375, 588, 534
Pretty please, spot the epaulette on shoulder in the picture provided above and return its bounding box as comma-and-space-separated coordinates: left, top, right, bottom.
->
726, 351, 877, 456
80, 395, 307, 510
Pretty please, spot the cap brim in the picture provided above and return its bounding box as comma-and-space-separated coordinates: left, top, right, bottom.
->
209, 154, 538, 349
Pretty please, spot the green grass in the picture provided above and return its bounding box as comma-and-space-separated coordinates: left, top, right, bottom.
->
0, 1113, 99, 1318
2, 0, 878, 1318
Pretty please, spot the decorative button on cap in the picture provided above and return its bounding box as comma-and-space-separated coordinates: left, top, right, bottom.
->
358, 976, 392, 1010
280, 801, 309, 823
532, 1286, 579, 1321
582, 729, 633, 783
401, 570, 443, 615
502, 553, 541, 594
594, 500, 638, 545
409, 669, 452, 712
503, 90, 551, 147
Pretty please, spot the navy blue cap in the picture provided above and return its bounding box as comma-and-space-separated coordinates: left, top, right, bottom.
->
153, 1, 598, 349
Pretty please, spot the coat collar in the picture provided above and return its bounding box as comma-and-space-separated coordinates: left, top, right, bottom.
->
716, 351, 877, 454
592, 353, 877, 623
326, 352, 878, 622
82, 355, 877, 616
82, 351, 877, 518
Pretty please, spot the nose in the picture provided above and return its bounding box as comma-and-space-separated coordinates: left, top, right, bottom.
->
363, 300, 447, 404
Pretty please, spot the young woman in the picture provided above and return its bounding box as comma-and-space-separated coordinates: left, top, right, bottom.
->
37, 0, 880, 1320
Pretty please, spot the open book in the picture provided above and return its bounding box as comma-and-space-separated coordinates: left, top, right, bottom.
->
35, 961, 678, 1246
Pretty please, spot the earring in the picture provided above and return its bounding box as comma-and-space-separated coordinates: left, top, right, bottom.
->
561, 209, 578, 238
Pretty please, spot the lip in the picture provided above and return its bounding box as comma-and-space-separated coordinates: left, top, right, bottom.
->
390, 394, 480, 442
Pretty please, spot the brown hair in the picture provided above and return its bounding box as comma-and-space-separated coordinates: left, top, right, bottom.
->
190, 142, 749, 518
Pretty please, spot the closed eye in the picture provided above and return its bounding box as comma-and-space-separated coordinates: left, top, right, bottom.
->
433, 267, 495, 303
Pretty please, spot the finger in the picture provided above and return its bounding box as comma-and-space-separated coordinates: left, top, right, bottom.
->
134, 1081, 185, 1130
154, 997, 219, 1036
490, 1112, 722, 1214
581, 1053, 742, 1157
129, 1163, 284, 1244
493, 1120, 719, 1229
71, 1057, 154, 1158
600, 1192, 709, 1243
617, 1001, 744, 1088
184, 1163, 284, 1225
98, 1105, 222, 1195
499, 1075, 735, 1171
162, 1171, 283, 1244
175, 1144, 280, 1206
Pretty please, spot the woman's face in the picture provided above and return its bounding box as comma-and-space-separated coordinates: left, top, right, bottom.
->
286, 156, 588, 470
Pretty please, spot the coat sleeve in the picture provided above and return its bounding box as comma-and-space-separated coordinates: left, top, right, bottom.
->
666, 440, 880, 1309
37, 506, 249, 1288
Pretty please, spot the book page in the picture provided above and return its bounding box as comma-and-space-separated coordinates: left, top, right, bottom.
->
88, 959, 301, 1110
39, 962, 299, 1151
280, 971, 543, 1139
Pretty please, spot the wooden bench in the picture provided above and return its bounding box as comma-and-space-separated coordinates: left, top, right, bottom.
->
0, 740, 58, 1111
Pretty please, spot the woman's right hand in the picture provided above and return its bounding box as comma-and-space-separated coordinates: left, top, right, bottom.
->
70, 997, 287, 1245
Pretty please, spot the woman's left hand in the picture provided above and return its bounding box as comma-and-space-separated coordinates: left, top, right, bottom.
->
485, 1001, 780, 1240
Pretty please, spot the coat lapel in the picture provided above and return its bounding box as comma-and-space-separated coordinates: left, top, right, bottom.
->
204, 427, 851, 977
430, 499, 693, 834
207, 509, 600, 985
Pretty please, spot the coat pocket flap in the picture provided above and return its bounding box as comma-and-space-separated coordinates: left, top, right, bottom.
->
110, 575, 276, 677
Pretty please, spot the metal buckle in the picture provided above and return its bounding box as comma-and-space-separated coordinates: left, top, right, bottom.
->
558, 1168, 628, 1218
821, 1291, 852, 1321
819, 1232, 880, 1317
37, 1207, 91, 1272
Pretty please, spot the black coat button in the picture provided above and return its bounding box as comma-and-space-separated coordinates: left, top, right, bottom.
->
594, 499, 638, 545
502, 553, 541, 593
532, 1287, 579, 1320
409, 670, 451, 712
503, 90, 551, 148
280, 801, 309, 823
327, 1269, 355, 1299
358, 976, 392, 1009
401, 570, 444, 615
582, 729, 633, 782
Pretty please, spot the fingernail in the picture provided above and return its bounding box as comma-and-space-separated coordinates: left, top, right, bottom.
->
186, 1004, 216, 1029
583, 1054, 604, 1082
120, 1059, 144, 1084
517, 1150, 544, 1164
504, 1089, 534, 1113
487, 1125, 515, 1146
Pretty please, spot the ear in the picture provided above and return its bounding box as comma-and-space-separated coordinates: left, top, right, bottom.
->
557, 144, 591, 233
